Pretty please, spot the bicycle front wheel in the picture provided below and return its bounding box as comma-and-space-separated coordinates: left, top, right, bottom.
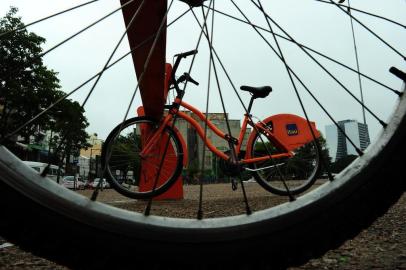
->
248, 122, 321, 196
102, 116, 184, 199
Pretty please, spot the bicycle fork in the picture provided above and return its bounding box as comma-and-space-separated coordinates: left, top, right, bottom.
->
139, 117, 172, 159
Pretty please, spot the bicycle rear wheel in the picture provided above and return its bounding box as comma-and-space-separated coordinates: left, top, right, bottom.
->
248, 122, 321, 196
102, 116, 184, 199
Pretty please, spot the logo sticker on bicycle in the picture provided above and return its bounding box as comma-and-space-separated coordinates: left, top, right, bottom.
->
286, 123, 299, 136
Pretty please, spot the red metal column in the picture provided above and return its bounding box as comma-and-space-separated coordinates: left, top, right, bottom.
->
121, 1, 184, 199
120, 0, 168, 120
136, 64, 185, 200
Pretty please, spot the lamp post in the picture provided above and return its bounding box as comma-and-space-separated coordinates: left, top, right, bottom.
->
89, 147, 102, 179
47, 118, 56, 161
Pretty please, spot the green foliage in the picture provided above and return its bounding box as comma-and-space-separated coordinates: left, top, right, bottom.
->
186, 158, 199, 178
251, 141, 278, 153
0, 8, 90, 165
289, 136, 331, 179
252, 133, 330, 180
331, 155, 357, 173
315, 135, 332, 174
108, 132, 141, 184
0, 8, 59, 141
52, 99, 91, 170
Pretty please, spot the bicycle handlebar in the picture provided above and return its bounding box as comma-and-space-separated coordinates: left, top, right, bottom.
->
177, 73, 199, 86
172, 50, 198, 75
171, 49, 199, 96
390, 66, 406, 82
174, 49, 198, 59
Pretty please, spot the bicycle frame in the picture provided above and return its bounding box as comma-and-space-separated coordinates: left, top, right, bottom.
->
140, 97, 293, 164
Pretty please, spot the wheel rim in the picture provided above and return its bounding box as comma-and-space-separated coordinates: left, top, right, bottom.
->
251, 137, 320, 195
103, 117, 183, 198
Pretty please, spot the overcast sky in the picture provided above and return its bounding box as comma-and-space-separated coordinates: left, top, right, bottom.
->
1, 0, 405, 143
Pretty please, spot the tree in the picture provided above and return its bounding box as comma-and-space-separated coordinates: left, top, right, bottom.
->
52, 99, 91, 172
0, 8, 90, 167
251, 133, 331, 180
0, 7, 61, 142
108, 132, 141, 185
282, 134, 331, 179
314, 135, 331, 175
330, 155, 357, 174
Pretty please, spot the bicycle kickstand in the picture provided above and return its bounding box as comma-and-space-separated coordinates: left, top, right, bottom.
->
231, 178, 238, 191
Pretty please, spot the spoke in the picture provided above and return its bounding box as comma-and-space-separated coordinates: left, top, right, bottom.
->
234, 1, 364, 157
326, 0, 405, 60
1, 8, 190, 143
0, 0, 101, 38
201, 2, 362, 191
47, 0, 147, 200
144, 0, 212, 216
347, 0, 366, 125
256, 0, 333, 182
249, 0, 388, 128
265, 170, 278, 182
203, 5, 401, 96
193, 7, 297, 201
41, 0, 137, 57
314, 0, 406, 30
100, 1, 177, 202
81, 0, 146, 107
192, 7, 253, 214
197, 1, 215, 220
191, 11, 232, 157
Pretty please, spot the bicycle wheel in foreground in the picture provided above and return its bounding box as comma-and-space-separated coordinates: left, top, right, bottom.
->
0, 88, 404, 268
0, 0, 405, 269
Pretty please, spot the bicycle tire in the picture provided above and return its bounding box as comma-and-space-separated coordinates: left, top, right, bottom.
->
0, 1, 405, 268
101, 116, 184, 199
0, 86, 405, 269
248, 120, 321, 196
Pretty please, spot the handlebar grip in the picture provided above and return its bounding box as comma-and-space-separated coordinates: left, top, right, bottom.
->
176, 73, 199, 86
175, 49, 198, 59
390, 67, 406, 82
188, 75, 199, 86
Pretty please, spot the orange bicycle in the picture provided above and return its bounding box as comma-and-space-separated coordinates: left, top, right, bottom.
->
102, 50, 321, 199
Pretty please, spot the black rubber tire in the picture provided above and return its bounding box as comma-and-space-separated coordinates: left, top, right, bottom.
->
0, 92, 405, 269
101, 116, 184, 199
249, 123, 321, 196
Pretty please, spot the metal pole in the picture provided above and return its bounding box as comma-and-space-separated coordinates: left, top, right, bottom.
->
348, 0, 366, 125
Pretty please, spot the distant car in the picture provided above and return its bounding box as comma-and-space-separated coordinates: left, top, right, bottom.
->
90, 178, 110, 189
62, 176, 85, 190
77, 178, 86, 190
23, 161, 64, 183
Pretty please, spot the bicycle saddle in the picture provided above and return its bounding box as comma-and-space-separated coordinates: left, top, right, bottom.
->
240, 85, 272, 98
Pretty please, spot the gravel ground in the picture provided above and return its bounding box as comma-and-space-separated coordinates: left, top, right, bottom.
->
0, 183, 405, 269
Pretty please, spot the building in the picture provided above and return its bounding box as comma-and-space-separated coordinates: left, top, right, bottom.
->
325, 120, 370, 162
78, 156, 90, 178
173, 112, 251, 175
79, 133, 104, 179
80, 133, 103, 159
